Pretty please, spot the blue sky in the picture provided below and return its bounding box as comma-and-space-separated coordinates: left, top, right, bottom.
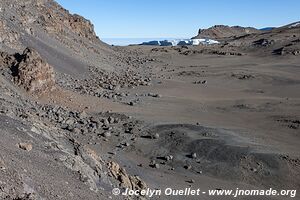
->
56, 0, 300, 39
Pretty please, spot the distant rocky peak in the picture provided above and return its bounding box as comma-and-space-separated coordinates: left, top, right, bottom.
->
194, 25, 260, 40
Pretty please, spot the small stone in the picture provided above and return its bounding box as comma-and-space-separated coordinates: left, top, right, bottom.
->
57, 116, 64, 122
124, 142, 130, 147
18, 143, 32, 151
114, 85, 121, 91
108, 85, 114, 90
188, 179, 195, 183
154, 163, 160, 169
191, 153, 197, 159
250, 168, 257, 172
125, 127, 133, 134
184, 165, 192, 170
108, 116, 114, 124
165, 155, 173, 161
79, 111, 88, 119
66, 125, 74, 131
81, 127, 88, 134
153, 133, 160, 139
103, 132, 112, 137
113, 118, 119, 123
102, 125, 112, 131
72, 128, 81, 134
65, 118, 75, 126
150, 160, 156, 165
103, 118, 109, 125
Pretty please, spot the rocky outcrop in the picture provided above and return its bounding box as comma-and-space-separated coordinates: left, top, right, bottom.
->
65, 14, 98, 40
60, 142, 105, 192
253, 38, 274, 46
193, 25, 260, 40
0, 0, 100, 50
108, 161, 147, 190
13, 48, 55, 94
35, 2, 98, 41
27, 0, 98, 41
273, 46, 300, 56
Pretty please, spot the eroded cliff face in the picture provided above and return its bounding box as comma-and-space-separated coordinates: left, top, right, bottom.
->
32, 1, 99, 41
0, 0, 100, 51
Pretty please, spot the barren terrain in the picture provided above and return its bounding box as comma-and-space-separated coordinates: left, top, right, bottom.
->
0, 0, 299, 200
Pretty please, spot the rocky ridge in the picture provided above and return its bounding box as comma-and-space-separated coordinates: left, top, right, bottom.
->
193, 25, 260, 40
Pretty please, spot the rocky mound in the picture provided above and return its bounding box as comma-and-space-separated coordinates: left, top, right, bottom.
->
12, 47, 55, 94
193, 25, 260, 40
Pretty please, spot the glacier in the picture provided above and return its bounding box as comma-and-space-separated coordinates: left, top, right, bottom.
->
140, 38, 219, 46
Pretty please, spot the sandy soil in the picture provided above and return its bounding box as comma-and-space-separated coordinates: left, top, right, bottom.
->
35, 48, 300, 200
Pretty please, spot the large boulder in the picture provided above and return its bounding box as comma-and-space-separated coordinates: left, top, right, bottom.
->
13, 48, 55, 94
